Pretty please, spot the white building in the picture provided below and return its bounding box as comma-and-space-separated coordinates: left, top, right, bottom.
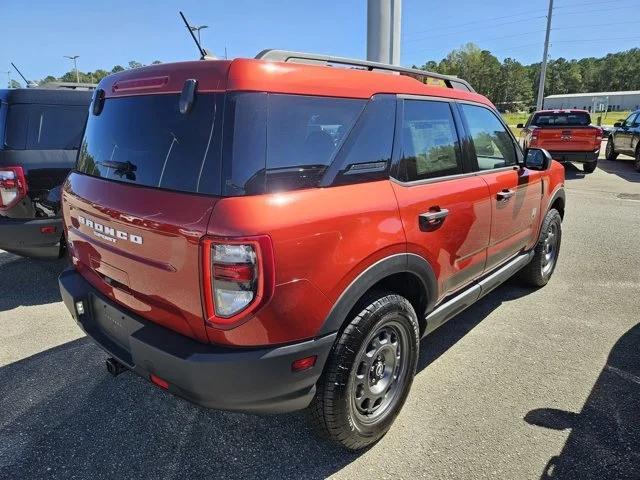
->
544, 91, 640, 112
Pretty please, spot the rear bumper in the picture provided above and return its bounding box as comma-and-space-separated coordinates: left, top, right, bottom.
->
547, 150, 599, 164
0, 217, 62, 258
58, 268, 336, 414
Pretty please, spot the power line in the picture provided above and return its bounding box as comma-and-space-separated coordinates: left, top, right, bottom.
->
554, 0, 636, 10
553, 35, 640, 44
553, 19, 640, 30
403, 16, 546, 43
405, 29, 547, 54
403, 7, 546, 36
552, 4, 640, 17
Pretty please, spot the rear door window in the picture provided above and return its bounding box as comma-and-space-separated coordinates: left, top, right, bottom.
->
398, 99, 463, 181
77, 93, 223, 195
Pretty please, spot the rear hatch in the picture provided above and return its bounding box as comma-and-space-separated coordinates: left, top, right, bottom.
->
63, 62, 229, 342
530, 111, 600, 152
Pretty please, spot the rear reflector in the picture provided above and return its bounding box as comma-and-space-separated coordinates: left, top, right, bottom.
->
40, 226, 57, 234
291, 356, 317, 372
150, 374, 169, 390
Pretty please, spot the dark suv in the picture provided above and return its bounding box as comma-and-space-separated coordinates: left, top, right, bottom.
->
0, 87, 92, 257
58, 50, 566, 450
605, 110, 640, 171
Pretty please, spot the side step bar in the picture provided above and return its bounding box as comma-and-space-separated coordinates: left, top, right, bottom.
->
422, 251, 534, 337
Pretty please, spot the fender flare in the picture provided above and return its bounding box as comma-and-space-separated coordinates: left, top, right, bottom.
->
547, 186, 566, 217
534, 186, 565, 242
317, 253, 438, 336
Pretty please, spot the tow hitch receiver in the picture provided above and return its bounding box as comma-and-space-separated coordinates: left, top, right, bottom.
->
106, 357, 127, 377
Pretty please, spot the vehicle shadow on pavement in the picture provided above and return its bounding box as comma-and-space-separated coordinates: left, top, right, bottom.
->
416, 278, 531, 373
0, 338, 359, 480
562, 162, 586, 181
596, 157, 640, 183
0, 252, 67, 311
525, 324, 640, 480
0, 279, 533, 480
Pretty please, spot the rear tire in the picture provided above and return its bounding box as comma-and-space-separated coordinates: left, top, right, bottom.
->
583, 161, 597, 174
605, 138, 618, 161
635, 148, 640, 172
310, 291, 420, 450
520, 209, 562, 287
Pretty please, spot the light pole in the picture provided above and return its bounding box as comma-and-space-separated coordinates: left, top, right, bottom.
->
64, 55, 80, 83
535, 0, 554, 111
189, 25, 208, 45
3, 71, 10, 88
367, 0, 402, 65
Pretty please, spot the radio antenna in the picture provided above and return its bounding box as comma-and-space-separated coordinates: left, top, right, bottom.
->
11, 62, 30, 85
179, 11, 207, 60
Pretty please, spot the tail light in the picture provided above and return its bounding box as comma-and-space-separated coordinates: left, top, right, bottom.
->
530, 128, 539, 146
201, 236, 275, 327
0, 166, 28, 210
595, 127, 603, 142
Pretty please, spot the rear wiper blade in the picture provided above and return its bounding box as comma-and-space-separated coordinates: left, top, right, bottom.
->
97, 160, 137, 173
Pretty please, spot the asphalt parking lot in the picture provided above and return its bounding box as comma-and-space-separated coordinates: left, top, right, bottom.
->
1, 152, 639, 480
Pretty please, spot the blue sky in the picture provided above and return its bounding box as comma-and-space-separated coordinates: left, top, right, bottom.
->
2, 0, 639, 84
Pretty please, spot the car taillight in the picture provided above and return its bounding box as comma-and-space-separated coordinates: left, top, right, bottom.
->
0, 166, 28, 210
530, 128, 539, 145
595, 127, 603, 142
201, 236, 275, 326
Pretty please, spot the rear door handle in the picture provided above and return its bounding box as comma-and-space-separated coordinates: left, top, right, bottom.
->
497, 189, 515, 202
419, 208, 449, 230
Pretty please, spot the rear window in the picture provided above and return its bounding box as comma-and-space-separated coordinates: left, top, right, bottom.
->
530, 111, 591, 127
77, 94, 223, 195
4, 104, 88, 150
224, 93, 365, 195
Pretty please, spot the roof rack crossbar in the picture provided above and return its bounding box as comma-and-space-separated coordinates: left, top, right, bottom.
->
255, 49, 475, 93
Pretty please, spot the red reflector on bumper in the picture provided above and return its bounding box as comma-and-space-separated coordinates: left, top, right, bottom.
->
40, 226, 56, 234
150, 374, 169, 390
291, 355, 317, 372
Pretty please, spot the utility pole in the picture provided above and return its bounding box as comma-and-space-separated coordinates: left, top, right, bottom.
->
3, 71, 10, 88
536, 0, 553, 111
367, 0, 402, 65
64, 55, 80, 83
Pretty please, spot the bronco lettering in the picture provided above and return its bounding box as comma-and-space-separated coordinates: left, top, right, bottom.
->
78, 215, 143, 245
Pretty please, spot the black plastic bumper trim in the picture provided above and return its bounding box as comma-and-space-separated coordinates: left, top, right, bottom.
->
58, 267, 336, 414
0, 217, 62, 257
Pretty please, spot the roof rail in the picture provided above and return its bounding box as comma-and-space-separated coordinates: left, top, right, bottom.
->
255, 49, 475, 93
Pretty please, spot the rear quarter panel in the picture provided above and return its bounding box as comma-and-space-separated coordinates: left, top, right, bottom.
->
205, 180, 406, 346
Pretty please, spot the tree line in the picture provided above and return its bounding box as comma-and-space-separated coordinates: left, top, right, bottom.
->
33, 60, 162, 85
418, 44, 640, 109
20, 44, 640, 110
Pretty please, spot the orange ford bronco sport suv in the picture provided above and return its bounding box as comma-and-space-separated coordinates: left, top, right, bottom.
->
59, 50, 566, 450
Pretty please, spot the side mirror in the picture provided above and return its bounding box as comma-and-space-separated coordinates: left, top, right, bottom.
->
516, 123, 524, 129
524, 148, 552, 171
614, 122, 622, 128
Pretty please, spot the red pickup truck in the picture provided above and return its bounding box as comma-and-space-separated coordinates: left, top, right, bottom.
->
518, 109, 603, 173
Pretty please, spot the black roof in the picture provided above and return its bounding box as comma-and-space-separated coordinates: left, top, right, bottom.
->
0, 88, 92, 106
